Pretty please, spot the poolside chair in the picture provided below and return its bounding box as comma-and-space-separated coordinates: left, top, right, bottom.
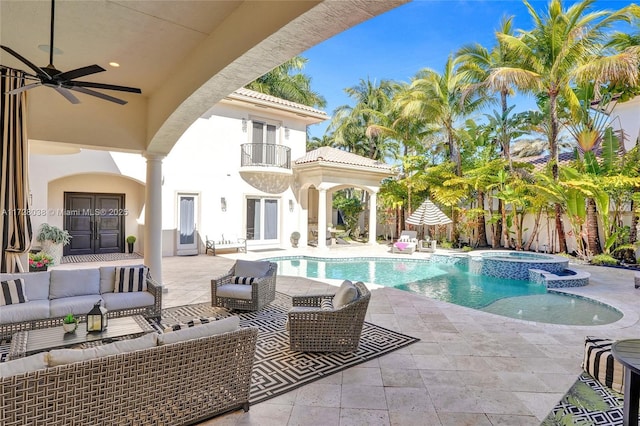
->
211, 259, 277, 311
392, 230, 418, 254
417, 237, 437, 252
287, 281, 370, 352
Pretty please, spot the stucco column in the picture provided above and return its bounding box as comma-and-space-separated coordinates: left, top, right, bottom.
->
317, 188, 327, 249
368, 190, 378, 245
144, 153, 165, 287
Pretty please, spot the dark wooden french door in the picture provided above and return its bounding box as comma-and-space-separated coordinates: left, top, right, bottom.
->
63, 192, 125, 255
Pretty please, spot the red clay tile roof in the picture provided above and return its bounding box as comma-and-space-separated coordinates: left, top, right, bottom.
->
295, 146, 393, 171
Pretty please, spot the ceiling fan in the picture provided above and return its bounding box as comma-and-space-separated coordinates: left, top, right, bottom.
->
0, 0, 141, 105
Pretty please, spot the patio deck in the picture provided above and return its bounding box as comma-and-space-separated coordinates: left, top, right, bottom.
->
55, 244, 640, 425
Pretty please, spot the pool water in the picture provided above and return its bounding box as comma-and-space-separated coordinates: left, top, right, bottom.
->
268, 256, 622, 326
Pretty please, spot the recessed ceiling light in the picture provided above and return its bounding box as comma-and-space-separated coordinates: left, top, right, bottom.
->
38, 44, 62, 55
109, 62, 120, 67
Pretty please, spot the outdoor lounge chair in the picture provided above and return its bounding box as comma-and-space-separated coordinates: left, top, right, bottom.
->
211, 260, 277, 311
288, 280, 370, 352
392, 230, 418, 254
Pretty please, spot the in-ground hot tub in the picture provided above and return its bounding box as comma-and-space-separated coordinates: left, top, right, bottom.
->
468, 251, 569, 280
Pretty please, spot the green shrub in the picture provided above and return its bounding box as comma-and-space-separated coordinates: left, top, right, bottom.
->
440, 241, 453, 249
590, 254, 618, 266
461, 246, 473, 252
36, 223, 71, 245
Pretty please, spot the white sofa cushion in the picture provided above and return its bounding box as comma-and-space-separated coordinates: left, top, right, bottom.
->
114, 266, 148, 292
0, 271, 50, 301
0, 278, 28, 306
48, 332, 158, 367
102, 291, 155, 311
234, 260, 270, 277
0, 300, 50, 324
50, 269, 100, 299
50, 295, 104, 318
215, 284, 252, 300
0, 352, 48, 378
157, 316, 239, 345
333, 280, 358, 309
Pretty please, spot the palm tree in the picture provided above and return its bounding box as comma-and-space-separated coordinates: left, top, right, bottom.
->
330, 78, 397, 160
491, 0, 639, 253
457, 16, 521, 170
246, 56, 327, 108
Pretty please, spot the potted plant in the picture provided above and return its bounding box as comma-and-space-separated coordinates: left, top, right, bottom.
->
36, 223, 71, 265
28, 251, 54, 272
290, 231, 300, 248
62, 313, 78, 333
126, 235, 137, 253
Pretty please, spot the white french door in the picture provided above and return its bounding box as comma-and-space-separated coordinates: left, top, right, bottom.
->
176, 193, 199, 255
246, 197, 278, 242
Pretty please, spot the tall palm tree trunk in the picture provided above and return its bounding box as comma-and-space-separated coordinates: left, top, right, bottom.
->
549, 92, 568, 253
631, 196, 638, 245
476, 191, 488, 247
585, 197, 602, 256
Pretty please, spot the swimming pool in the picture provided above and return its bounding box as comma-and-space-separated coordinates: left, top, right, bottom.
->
267, 256, 622, 325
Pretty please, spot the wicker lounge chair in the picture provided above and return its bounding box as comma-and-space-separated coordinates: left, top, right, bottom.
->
392, 230, 418, 254
211, 260, 277, 311
288, 281, 370, 352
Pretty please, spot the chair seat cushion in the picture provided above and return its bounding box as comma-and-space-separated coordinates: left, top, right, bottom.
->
216, 284, 252, 300
0, 300, 50, 324
102, 291, 155, 311
50, 295, 104, 318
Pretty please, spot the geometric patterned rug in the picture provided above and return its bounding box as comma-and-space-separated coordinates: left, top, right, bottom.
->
61, 252, 143, 264
542, 372, 632, 425
160, 292, 421, 404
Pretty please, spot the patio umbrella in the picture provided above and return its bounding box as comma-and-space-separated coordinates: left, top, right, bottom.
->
0, 67, 32, 272
406, 198, 452, 226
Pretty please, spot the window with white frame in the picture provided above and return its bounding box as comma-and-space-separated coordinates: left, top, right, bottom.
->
246, 197, 279, 241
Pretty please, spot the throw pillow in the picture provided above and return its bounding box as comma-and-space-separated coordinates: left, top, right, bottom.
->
0, 278, 28, 306
234, 260, 270, 277
320, 298, 334, 311
114, 266, 148, 293
332, 280, 358, 309
232, 276, 256, 285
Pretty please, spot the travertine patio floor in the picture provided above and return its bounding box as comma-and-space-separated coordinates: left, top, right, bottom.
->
56, 244, 640, 425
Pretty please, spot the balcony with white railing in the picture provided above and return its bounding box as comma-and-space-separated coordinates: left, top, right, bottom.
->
240, 143, 292, 173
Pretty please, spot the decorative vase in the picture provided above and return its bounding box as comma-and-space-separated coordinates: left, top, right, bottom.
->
41, 240, 63, 265
127, 242, 134, 253
63, 321, 78, 333
29, 266, 48, 272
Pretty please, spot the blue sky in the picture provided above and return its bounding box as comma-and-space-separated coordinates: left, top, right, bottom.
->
302, 0, 635, 138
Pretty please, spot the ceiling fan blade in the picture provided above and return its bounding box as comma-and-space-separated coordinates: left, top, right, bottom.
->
56, 64, 105, 82
54, 87, 80, 104
70, 81, 141, 94
70, 86, 128, 105
0, 45, 52, 79
6, 83, 42, 95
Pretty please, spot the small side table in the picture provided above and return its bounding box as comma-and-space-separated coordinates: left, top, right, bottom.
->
611, 339, 640, 426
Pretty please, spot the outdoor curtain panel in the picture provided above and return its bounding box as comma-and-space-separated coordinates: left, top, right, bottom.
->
0, 67, 32, 273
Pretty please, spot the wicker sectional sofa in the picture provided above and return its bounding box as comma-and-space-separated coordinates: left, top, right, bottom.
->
0, 266, 162, 339
1, 317, 258, 425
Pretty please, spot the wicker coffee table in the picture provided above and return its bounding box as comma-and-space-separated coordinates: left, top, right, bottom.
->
8, 315, 154, 360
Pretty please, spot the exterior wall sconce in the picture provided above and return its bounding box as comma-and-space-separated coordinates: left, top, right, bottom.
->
241, 118, 247, 133
221, 197, 227, 212
289, 199, 294, 212
284, 127, 290, 140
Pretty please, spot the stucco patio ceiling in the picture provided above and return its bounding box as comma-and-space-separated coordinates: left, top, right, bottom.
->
1, 0, 407, 156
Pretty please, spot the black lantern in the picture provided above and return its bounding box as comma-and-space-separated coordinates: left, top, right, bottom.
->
87, 301, 108, 332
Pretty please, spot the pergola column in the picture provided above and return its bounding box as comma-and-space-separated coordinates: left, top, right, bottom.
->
317, 188, 327, 249
368, 190, 378, 244
144, 153, 165, 286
